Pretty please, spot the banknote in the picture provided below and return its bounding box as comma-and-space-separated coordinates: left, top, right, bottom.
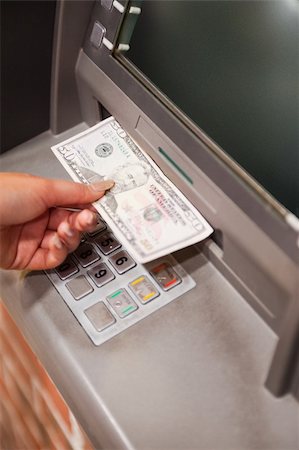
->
51, 117, 213, 263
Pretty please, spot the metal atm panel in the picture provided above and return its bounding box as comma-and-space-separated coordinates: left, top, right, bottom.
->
1, 1, 298, 449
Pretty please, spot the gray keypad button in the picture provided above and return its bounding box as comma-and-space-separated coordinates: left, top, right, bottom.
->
66, 276, 93, 300
85, 302, 116, 332
129, 275, 160, 304
109, 250, 136, 274
55, 257, 78, 280
150, 262, 181, 291
88, 263, 115, 287
87, 218, 107, 237
90, 21, 106, 48
107, 289, 138, 318
94, 232, 121, 255
101, 0, 113, 10
74, 243, 100, 267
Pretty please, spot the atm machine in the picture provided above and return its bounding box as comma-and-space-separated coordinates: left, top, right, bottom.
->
1, 1, 299, 448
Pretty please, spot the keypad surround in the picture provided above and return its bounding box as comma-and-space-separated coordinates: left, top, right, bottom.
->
46, 220, 195, 345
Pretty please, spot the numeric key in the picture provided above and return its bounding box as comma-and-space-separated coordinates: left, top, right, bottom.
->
87, 218, 106, 236
87, 263, 115, 287
74, 243, 100, 267
109, 250, 136, 274
55, 257, 78, 280
94, 232, 121, 255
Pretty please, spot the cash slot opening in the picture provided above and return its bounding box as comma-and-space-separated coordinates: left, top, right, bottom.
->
98, 103, 112, 121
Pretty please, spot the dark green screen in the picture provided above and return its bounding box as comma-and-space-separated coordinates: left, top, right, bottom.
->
126, 0, 299, 216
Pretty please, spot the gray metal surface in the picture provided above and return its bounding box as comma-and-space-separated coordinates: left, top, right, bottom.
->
50, 0, 94, 134
1, 131, 298, 449
76, 51, 298, 335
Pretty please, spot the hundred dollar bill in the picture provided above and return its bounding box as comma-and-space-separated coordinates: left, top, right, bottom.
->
51, 117, 213, 263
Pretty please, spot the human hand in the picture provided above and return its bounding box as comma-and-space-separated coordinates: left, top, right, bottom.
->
0, 173, 114, 270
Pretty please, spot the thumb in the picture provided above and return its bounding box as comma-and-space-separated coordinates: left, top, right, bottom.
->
43, 179, 115, 207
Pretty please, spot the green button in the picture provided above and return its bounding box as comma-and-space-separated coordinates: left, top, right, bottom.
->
107, 289, 138, 318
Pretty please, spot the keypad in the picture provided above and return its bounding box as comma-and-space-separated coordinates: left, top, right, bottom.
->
46, 219, 196, 346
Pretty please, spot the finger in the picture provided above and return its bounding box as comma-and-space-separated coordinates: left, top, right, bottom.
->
25, 234, 69, 270
57, 221, 82, 253
47, 233, 71, 268
43, 179, 115, 208
68, 209, 98, 233
56, 211, 98, 250
0, 173, 112, 227
48, 209, 72, 230
48, 208, 98, 231
56, 204, 98, 212
40, 229, 57, 248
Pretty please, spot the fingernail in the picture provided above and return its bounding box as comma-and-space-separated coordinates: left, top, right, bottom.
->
53, 235, 63, 249
86, 211, 97, 225
64, 224, 74, 237
90, 180, 115, 192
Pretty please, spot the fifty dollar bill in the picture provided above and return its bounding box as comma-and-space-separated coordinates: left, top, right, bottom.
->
51, 117, 213, 263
